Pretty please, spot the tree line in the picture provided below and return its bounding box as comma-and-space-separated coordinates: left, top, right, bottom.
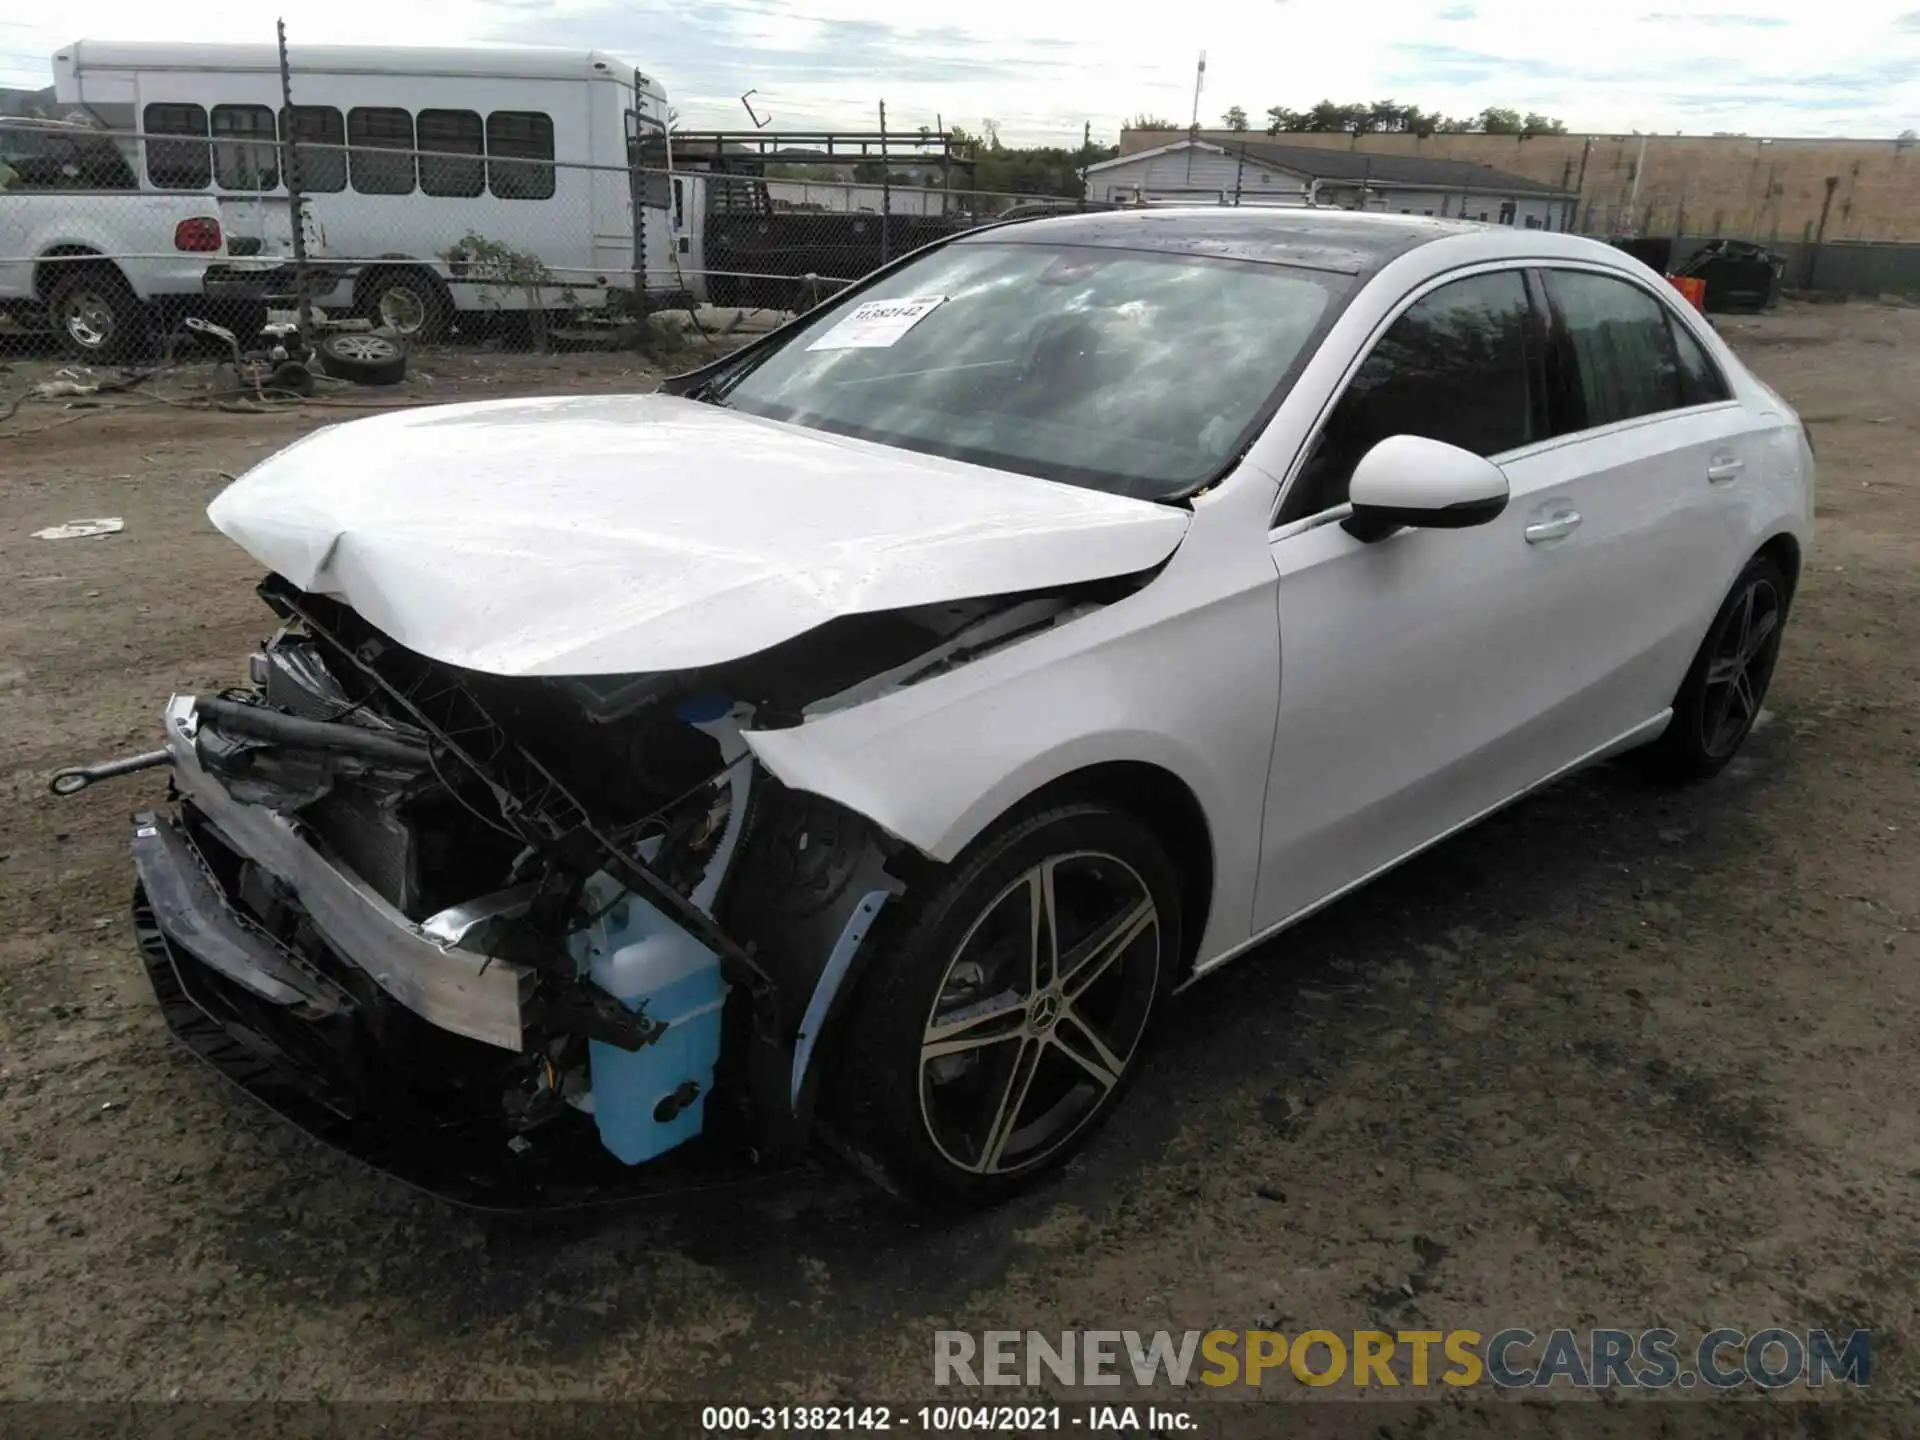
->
1131, 102, 1567, 138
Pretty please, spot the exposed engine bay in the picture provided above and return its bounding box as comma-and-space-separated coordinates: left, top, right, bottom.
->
111, 572, 1125, 1205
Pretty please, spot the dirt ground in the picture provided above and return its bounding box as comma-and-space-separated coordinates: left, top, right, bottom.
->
0, 306, 1915, 1431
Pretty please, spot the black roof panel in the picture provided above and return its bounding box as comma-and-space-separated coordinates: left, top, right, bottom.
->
961, 207, 1485, 274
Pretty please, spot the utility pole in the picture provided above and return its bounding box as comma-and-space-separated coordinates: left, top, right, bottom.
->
878, 98, 890, 262
1624, 131, 1649, 237
1185, 51, 1206, 183
937, 110, 948, 215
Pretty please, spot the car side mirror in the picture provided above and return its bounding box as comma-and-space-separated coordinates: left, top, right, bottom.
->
1341, 435, 1511, 543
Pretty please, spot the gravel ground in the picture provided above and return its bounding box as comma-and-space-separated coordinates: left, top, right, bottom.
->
0, 308, 1915, 1433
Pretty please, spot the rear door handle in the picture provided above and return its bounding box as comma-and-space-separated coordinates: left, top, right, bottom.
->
1707, 454, 1745, 484
1525, 509, 1582, 544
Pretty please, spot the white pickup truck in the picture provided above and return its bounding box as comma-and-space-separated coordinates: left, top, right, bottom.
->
0, 122, 272, 359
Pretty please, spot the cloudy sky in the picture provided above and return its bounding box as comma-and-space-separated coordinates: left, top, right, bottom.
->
2, 1, 1916, 145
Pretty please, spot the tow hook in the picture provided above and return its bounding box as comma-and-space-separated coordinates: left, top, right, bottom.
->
49, 749, 172, 797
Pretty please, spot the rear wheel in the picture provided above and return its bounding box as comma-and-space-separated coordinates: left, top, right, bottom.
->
837, 803, 1178, 1206
1638, 553, 1789, 783
46, 267, 145, 361
355, 266, 452, 342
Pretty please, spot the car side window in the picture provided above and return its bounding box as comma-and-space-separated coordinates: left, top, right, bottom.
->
1541, 269, 1687, 430
1670, 315, 1732, 408
1283, 269, 1537, 522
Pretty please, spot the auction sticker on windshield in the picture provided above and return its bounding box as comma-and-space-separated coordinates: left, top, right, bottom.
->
808, 295, 948, 350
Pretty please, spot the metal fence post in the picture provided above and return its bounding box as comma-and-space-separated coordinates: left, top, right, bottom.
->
275, 18, 314, 338
633, 172, 649, 318
878, 100, 890, 265
630, 70, 650, 320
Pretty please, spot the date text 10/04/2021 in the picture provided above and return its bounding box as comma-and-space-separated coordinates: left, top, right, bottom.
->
702, 1406, 1194, 1432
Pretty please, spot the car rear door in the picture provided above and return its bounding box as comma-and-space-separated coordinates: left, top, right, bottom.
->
1250, 264, 1605, 936
1503, 264, 1769, 756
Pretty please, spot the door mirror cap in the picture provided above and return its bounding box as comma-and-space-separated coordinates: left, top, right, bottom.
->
1342, 434, 1511, 543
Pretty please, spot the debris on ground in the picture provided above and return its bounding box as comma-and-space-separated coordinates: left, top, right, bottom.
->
32, 517, 123, 540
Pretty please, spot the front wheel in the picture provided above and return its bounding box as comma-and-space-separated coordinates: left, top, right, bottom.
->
836, 803, 1179, 1206
1637, 552, 1790, 783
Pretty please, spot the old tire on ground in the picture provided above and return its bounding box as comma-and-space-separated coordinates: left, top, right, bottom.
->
45, 267, 146, 362
314, 331, 408, 386
354, 266, 452, 342
1636, 552, 1790, 784
835, 802, 1179, 1206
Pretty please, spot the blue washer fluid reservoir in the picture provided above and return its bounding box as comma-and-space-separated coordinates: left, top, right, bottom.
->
568, 871, 728, 1164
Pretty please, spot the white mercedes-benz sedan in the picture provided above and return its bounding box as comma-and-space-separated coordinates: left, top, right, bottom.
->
82, 209, 1812, 1209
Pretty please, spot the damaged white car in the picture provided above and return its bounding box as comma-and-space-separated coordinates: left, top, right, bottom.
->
60, 210, 1814, 1208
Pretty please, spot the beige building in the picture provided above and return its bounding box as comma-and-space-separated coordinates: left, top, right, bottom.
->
1123, 128, 1920, 245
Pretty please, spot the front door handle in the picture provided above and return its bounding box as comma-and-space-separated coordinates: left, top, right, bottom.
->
1707, 454, 1745, 484
1525, 509, 1582, 544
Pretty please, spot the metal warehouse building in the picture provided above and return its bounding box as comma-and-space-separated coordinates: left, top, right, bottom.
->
1085, 137, 1580, 229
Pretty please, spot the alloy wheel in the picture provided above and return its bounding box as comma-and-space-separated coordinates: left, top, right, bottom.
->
328, 334, 402, 363
60, 289, 117, 351
918, 851, 1160, 1175
1700, 576, 1782, 757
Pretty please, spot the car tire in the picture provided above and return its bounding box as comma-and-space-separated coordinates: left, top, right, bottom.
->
45, 267, 146, 362
1637, 552, 1790, 784
835, 802, 1180, 1207
355, 267, 452, 342
314, 331, 408, 386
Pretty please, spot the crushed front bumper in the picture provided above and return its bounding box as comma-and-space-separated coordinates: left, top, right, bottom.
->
131, 696, 778, 1209
130, 849, 769, 1210
157, 694, 531, 1050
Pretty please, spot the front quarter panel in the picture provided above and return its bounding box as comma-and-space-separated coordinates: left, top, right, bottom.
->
740, 491, 1280, 967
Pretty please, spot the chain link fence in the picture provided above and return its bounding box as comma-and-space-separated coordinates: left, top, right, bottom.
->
12, 104, 1920, 375
0, 113, 1111, 367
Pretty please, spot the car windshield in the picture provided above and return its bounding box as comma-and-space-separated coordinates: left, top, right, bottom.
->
711, 240, 1346, 500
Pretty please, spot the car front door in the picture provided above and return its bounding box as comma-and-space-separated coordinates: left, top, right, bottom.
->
1249, 264, 1603, 936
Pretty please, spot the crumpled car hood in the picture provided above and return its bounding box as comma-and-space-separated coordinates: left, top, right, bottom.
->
207, 393, 1191, 677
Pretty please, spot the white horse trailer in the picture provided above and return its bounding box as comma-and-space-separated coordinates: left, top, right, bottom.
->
51, 40, 677, 336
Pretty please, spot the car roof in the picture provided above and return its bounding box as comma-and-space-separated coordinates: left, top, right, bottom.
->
963, 207, 1597, 277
